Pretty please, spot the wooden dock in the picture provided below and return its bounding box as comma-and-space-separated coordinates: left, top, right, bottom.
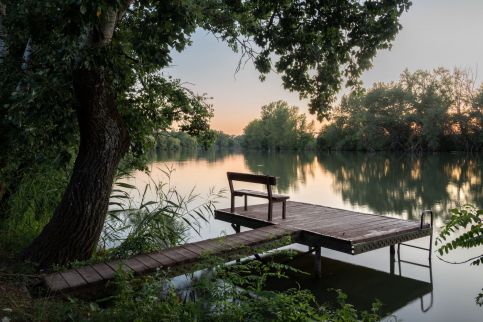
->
43, 201, 432, 295
215, 201, 432, 255
43, 225, 297, 294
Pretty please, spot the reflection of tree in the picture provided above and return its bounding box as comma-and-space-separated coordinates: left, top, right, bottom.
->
149, 149, 237, 164
318, 152, 483, 219
243, 150, 316, 193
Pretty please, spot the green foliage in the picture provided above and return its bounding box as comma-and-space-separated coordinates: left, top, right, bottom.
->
436, 205, 483, 265
1, 0, 411, 262
154, 130, 241, 153
242, 101, 315, 150
436, 205, 483, 306
100, 167, 224, 259
211, 131, 241, 150
0, 0, 411, 186
0, 164, 69, 253
319, 68, 483, 151
11, 254, 382, 322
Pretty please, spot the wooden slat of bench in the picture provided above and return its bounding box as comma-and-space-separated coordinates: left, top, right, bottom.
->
234, 189, 289, 201
227, 172, 276, 185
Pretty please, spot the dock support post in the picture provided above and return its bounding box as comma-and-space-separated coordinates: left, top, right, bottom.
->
314, 247, 321, 278
390, 245, 395, 275
231, 223, 240, 234
389, 244, 396, 274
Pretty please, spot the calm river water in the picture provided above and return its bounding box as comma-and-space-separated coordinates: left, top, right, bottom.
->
128, 150, 483, 321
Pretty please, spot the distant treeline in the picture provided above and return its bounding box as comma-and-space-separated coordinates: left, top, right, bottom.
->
155, 101, 317, 152
318, 68, 483, 152
155, 131, 241, 151
241, 101, 316, 150
158, 68, 483, 153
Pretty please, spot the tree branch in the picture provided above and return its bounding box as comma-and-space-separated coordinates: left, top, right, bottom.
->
436, 253, 483, 265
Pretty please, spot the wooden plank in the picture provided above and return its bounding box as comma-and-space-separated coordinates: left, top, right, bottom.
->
281, 212, 364, 228
294, 215, 396, 234
106, 260, 132, 274
44, 273, 69, 292
147, 252, 176, 267
91, 263, 116, 280
246, 228, 287, 240
339, 221, 420, 239
75, 266, 103, 284
227, 172, 276, 185
135, 254, 162, 269
191, 239, 227, 253
42, 201, 435, 295
162, 248, 197, 263
214, 236, 246, 250
234, 189, 289, 201
215, 210, 272, 229
182, 243, 206, 256
61, 270, 87, 289
233, 231, 267, 244
124, 258, 148, 273
351, 225, 425, 243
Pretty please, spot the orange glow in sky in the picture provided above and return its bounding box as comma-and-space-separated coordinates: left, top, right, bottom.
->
169, 1, 483, 135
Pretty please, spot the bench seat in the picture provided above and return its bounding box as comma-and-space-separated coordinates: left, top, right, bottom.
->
233, 189, 289, 201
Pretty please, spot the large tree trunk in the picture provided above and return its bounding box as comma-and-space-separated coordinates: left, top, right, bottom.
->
0, 1, 6, 63
22, 67, 130, 268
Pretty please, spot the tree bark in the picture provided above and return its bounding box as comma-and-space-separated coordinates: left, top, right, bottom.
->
21, 1, 134, 268
22, 67, 130, 267
0, 1, 6, 63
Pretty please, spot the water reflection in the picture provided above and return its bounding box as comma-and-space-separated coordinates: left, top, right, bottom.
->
317, 152, 483, 220
138, 150, 483, 321
243, 150, 317, 192
147, 150, 483, 221
149, 148, 237, 163
265, 252, 433, 317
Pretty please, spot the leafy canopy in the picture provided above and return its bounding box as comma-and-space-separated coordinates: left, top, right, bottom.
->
243, 100, 315, 150
0, 0, 410, 175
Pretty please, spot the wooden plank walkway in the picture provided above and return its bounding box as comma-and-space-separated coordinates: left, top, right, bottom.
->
43, 201, 431, 295
215, 201, 432, 255
43, 225, 297, 294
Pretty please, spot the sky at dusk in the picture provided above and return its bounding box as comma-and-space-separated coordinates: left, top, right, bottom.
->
168, 0, 483, 135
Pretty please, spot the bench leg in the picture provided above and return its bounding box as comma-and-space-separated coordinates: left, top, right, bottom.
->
282, 201, 286, 219
244, 195, 247, 211
230, 195, 235, 213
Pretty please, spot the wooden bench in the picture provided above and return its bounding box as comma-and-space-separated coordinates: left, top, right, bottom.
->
227, 172, 289, 221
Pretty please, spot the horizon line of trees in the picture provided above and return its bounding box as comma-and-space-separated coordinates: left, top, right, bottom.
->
155, 130, 242, 151
157, 68, 483, 154
318, 67, 483, 152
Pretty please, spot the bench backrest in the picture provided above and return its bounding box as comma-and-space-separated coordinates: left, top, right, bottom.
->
227, 172, 276, 193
